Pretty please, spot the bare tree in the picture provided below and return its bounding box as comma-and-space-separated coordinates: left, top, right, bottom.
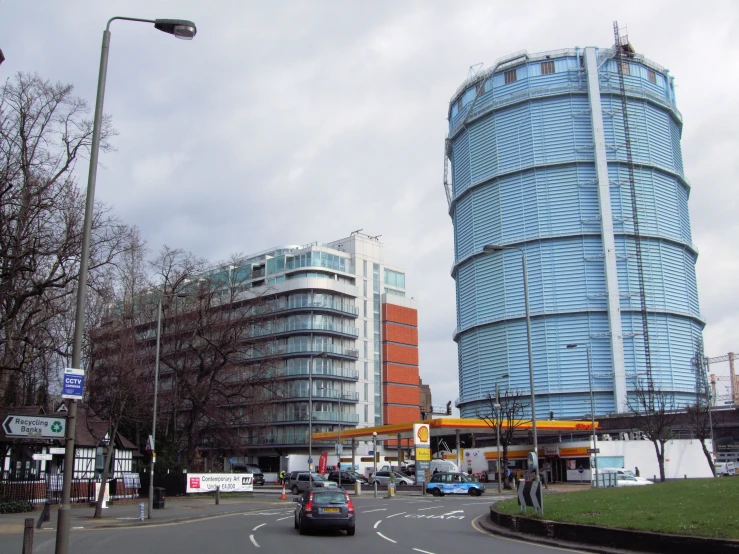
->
686, 338, 716, 476
628, 379, 677, 482
0, 72, 127, 403
477, 389, 530, 489
150, 248, 280, 470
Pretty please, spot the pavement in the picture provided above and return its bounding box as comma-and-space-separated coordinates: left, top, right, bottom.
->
0, 481, 583, 535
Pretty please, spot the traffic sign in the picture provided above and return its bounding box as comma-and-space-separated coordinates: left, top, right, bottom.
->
335, 443, 343, 455
32, 453, 53, 461
517, 480, 543, 513
587, 448, 600, 454
62, 367, 85, 400
2, 415, 66, 438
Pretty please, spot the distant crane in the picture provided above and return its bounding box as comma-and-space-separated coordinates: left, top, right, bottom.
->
707, 352, 737, 404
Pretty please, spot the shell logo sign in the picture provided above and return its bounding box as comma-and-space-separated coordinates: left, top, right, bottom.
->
414, 423, 430, 447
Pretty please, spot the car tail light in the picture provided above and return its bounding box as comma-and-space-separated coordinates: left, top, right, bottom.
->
345, 493, 354, 514
305, 492, 314, 513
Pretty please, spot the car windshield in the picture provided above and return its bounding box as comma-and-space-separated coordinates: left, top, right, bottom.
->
310, 473, 326, 481
393, 472, 407, 478
622, 470, 636, 478
312, 491, 347, 505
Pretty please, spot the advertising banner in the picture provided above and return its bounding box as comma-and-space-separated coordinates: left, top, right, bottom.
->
318, 452, 328, 474
415, 447, 431, 461
413, 423, 430, 447
186, 473, 254, 493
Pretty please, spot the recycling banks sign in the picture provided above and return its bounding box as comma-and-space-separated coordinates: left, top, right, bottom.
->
3, 415, 66, 438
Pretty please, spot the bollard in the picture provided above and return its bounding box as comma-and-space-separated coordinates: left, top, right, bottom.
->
354, 481, 361, 496
23, 518, 34, 554
684, 474, 687, 480
36, 502, 50, 529
216, 485, 220, 505
139, 502, 145, 521
373, 481, 378, 498
654, 475, 656, 483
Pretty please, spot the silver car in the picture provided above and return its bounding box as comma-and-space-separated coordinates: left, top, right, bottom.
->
290, 472, 339, 495
369, 471, 414, 486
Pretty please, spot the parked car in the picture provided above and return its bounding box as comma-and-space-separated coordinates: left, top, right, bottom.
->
425, 472, 485, 496
327, 471, 362, 485
347, 471, 369, 484
294, 489, 355, 535
290, 472, 339, 495
370, 471, 414, 486
599, 468, 652, 485
232, 463, 265, 486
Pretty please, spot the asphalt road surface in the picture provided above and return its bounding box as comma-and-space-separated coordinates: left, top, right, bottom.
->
21, 495, 585, 554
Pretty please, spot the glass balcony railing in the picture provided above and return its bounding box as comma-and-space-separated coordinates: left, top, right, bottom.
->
275, 299, 359, 316
281, 366, 359, 380
271, 412, 360, 424
272, 345, 360, 358
281, 390, 359, 401
254, 321, 359, 337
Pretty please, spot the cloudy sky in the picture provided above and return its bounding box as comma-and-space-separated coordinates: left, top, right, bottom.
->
2, 0, 738, 408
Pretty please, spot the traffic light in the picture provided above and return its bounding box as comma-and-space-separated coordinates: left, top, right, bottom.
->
446, 401, 452, 415
549, 411, 554, 420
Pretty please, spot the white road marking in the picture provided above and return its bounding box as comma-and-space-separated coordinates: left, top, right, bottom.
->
276, 516, 291, 521
253, 523, 266, 531
386, 512, 406, 518
374, 520, 382, 529
72, 526, 84, 529
408, 500, 432, 503
377, 532, 397, 543
362, 508, 388, 513
249, 534, 260, 548
413, 549, 436, 554
418, 506, 445, 511
440, 510, 465, 517
116, 517, 140, 520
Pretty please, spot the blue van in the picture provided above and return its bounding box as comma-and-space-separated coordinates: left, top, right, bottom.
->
426, 472, 485, 496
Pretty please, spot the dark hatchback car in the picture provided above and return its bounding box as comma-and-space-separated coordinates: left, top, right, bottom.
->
326, 471, 362, 486
233, 464, 265, 486
294, 489, 355, 535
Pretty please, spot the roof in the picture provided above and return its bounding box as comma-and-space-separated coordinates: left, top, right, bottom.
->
312, 417, 598, 442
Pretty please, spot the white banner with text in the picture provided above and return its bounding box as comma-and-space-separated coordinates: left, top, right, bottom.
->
186, 473, 254, 493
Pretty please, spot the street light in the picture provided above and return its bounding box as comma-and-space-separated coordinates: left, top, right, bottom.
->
482, 244, 539, 485
493, 373, 510, 494
149, 292, 191, 518
56, 16, 196, 554
372, 431, 378, 497
566, 343, 598, 487
308, 351, 329, 485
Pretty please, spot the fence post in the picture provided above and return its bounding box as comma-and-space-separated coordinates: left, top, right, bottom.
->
23, 518, 34, 554
215, 486, 220, 505
36, 502, 51, 529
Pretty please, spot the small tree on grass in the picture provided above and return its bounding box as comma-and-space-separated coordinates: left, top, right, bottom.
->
686, 338, 716, 476
628, 379, 676, 482
476, 389, 530, 489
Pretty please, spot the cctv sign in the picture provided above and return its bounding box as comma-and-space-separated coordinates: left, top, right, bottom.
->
61, 368, 85, 400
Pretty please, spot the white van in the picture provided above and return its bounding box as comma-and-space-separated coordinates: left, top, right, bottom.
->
429, 460, 460, 474
715, 462, 735, 476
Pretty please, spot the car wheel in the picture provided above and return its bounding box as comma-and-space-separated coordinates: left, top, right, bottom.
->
291, 485, 300, 495
467, 488, 476, 496
299, 517, 308, 535
294, 515, 299, 530
347, 525, 356, 536
396, 481, 404, 487
431, 488, 441, 497
473, 488, 482, 496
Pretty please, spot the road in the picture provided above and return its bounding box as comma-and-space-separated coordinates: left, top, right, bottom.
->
20, 495, 585, 554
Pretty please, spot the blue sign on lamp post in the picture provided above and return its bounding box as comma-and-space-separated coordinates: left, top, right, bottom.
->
61, 368, 85, 400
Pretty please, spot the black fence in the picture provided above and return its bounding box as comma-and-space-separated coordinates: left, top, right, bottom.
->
0, 476, 140, 504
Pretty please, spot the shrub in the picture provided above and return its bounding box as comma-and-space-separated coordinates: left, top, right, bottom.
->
0, 498, 35, 514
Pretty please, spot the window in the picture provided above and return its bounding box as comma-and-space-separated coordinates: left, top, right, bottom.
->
647, 69, 656, 84
541, 61, 555, 75
504, 69, 517, 84
621, 61, 630, 75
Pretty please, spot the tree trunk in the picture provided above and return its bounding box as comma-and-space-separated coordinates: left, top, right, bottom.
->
653, 440, 666, 482
94, 416, 123, 518
699, 439, 716, 476
502, 445, 512, 489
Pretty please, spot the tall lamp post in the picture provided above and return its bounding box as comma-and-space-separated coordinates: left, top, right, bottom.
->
494, 373, 510, 494
566, 343, 598, 487
56, 16, 196, 554
483, 244, 539, 484
308, 351, 328, 485
149, 292, 191, 518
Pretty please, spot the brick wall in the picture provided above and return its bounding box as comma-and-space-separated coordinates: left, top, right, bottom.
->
383, 364, 420, 386
383, 323, 418, 346
383, 343, 418, 366
382, 304, 418, 327
382, 405, 421, 424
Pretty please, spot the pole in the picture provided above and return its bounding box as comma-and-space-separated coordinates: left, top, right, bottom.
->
337, 387, 341, 489
309, 354, 313, 487
522, 252, 539, 486
373, 433, 378, 497
586, 346, 598, 488
148, 298, 163, 517
496, 383, 501, 494
55, 28, 110, 554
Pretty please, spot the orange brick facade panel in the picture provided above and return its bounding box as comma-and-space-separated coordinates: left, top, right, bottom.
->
382, 405, 421, 424
382, 304, 418, 327
382, 323, 418, 346
383, 364, 420, 386
382, 343, 418, 366
384, 384, 420, 406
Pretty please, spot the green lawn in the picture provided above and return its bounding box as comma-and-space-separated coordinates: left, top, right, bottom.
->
495, 478, 739, 539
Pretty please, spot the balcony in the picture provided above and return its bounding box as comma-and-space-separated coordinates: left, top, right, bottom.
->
271, 412, 360, 424
254, 321, 359, 338
272, 299, 359, 317
280, 366, 359, 380
270, 345, 360, 360
279, 390, 359, 402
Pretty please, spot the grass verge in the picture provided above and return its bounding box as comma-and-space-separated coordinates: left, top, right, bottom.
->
495, 478, 739, 539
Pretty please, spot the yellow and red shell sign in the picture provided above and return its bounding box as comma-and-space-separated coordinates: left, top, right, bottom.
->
414, 423, 430, 447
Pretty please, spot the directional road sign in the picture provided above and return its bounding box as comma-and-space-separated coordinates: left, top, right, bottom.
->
2, 415, 66, 438
61, 367, 85, 400
587, 448, 600, 454
517, 480, 543, 513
